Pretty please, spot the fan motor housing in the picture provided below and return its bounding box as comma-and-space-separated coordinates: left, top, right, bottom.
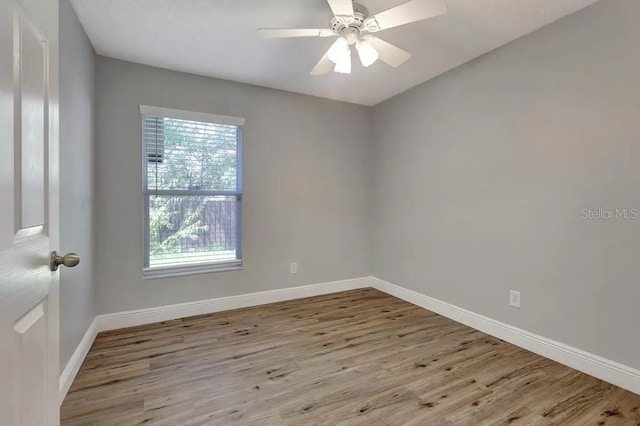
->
329, 3, 369, 38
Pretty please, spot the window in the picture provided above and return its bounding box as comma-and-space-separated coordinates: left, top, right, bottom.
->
140, 105, 244, 277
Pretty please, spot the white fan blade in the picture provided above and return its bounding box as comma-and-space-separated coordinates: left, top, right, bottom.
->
327, 0, 354, 19
366, 0, 447, 32
258, 28, 334, 38
367, 37, 412, 67
310, 53, 334, 75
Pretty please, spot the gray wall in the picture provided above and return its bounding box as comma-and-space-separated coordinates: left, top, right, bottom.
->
94, 57, 371, 314
82, 0, 640, 374
59, 0, 96, 369
371, 0, 640, 369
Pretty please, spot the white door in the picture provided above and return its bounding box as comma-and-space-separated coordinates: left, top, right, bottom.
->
0, 0, 62, 424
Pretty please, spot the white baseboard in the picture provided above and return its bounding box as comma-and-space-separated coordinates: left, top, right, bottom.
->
95, 276, 371, 333
370, 277, 640, 396
59, 317, 98, 405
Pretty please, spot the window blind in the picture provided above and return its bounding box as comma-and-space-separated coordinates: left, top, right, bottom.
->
142, 112, 243, 274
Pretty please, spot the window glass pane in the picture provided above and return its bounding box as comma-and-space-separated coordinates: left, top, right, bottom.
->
145, 116, 239, 192
148, 195, 240, 269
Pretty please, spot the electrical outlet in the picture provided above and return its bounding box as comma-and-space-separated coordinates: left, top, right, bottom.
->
509, 290, 521, 309
290, 262, 297, 274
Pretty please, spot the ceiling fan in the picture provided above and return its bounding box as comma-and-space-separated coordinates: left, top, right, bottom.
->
257, 0, 447, 75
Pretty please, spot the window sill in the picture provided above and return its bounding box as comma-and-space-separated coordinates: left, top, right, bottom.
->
143, 261, 243, 280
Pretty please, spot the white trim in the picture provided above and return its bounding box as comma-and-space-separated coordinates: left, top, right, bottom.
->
139, 105, 245, 126
143, 260, 243, 280
143, 265, 243, 280
96, 277, 370, 332
369, 277, 640, 396
59, 317, 98, 405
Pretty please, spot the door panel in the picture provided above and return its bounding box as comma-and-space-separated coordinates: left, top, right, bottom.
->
0, 0, 60, 423
18, 16, 46, 229
15, 302, 48, 426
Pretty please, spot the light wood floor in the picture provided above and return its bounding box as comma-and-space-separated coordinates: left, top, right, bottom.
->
61, 288, 640, 425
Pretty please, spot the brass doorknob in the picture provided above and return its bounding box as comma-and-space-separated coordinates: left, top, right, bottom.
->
50, 251, 80, 271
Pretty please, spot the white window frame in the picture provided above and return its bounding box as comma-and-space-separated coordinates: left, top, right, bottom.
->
140, 105, 244, 279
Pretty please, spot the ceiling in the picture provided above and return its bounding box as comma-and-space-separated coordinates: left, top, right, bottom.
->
71, 0, 599, 106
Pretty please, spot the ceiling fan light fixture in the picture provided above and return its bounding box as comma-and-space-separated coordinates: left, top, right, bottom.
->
356, 39, 379, 67
260, 0, 445, 76
334, 51, 351, 74
327, 37, 350, 64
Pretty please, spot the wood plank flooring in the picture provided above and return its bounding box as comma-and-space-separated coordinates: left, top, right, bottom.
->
61, 288, 640, 425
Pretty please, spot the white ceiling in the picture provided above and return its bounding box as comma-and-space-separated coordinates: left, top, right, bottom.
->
71, 0, 599, 106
